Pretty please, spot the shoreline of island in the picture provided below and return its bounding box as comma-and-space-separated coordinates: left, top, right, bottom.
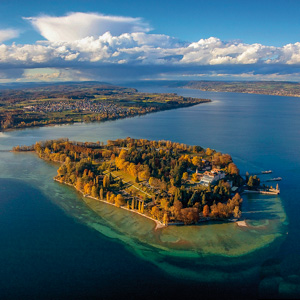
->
53, 177, 248, 230
53, 177, 166, 230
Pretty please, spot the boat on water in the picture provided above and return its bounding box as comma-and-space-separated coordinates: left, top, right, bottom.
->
261, 170, 272, 174
267, 177, 282, 181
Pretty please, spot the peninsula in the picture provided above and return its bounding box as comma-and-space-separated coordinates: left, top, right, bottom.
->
14, 138, 246, 226
0, 82, 210, 131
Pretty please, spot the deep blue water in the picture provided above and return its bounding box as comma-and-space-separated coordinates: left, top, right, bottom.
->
0, 86, 300, 299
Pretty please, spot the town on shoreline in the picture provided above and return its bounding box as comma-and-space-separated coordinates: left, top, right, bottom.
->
13, 138, 280, 228
0, 82, 210, 131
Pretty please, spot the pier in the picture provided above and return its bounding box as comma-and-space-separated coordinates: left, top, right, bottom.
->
241, 170, 272, 176
243, 189, 280, 195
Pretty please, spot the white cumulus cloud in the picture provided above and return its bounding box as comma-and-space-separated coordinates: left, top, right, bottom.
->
1, 32, 300, 67
25, 12, 151, 42
180, 37, 279, 65
1, 12, 300, 81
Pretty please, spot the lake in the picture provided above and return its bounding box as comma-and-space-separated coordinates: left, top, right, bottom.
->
0, 86, 299, 299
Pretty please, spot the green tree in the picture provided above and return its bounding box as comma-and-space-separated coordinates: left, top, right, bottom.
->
188, 192, 196, 207
163, 213, 169, 225
115, 194, 125, 207
213, 186, 219, 194
192, 156, 201, 167
99, 188, 104, 200
118, 179, 123, 189
57, 165, 67, 176
207, 184, 212, 193
247, 176, 254, 188
103, 175, 110, 189
233, 206, 241, 218
182, 172, 189, 181
76, 177, 83, 191
203, 205, 210, 217
91, 185, 98, 198
192, 173, 198, 182
245, 171, 249, 182
206, 148, 213, 156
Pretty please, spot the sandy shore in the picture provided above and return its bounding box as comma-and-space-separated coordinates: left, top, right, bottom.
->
236, 220, 248, 227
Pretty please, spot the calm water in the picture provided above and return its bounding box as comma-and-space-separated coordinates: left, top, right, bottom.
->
0, 86, 299, 299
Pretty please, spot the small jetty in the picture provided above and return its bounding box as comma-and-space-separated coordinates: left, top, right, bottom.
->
242, 170, 273, 176
243, 189, 280, 195
266, 177, 282, 182
243, 169, 281, 195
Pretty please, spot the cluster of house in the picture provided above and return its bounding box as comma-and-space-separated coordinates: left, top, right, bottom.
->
195, 168, 226, 186
23, 99, 128, 115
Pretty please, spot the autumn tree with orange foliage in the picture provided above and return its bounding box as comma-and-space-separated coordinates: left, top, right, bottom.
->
203, 205, 210, 217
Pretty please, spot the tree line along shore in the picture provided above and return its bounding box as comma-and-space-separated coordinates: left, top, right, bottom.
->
13, 138, 247, 226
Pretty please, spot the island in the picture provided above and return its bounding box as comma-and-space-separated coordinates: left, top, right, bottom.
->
0, 82, 210, 131
12, 137, 286, 262
13, 137, 248, 227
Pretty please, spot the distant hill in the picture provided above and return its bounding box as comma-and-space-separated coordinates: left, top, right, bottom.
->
0, 81, 114, 90
122, 80, 188, 89
0, 82, 137, 102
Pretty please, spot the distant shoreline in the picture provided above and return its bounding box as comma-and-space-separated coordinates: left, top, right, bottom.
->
183, 81, 300, 98
185, 86, 300, 98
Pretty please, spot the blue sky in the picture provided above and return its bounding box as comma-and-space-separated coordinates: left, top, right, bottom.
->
1, 0, 300, 83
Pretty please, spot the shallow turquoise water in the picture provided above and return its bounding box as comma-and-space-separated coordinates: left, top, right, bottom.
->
0, 86, 299, 298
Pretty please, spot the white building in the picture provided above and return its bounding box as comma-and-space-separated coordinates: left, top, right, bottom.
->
199, 169, 225, 186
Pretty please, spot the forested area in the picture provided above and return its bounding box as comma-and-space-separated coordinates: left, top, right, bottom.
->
13, 137, 243, 225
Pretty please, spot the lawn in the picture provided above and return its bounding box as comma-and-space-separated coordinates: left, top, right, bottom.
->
104, 169, 153, 199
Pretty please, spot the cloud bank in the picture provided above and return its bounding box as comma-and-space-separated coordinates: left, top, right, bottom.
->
1, 12, 300, 82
